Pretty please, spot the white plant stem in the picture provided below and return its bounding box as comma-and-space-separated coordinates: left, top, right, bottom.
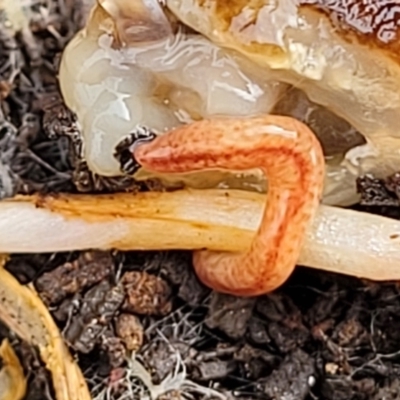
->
0, 189, 399, 281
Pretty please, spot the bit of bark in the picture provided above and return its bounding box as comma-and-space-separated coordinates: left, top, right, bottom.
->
100, 332, 126, 369
35, 251, 114, 305
115, 313, 143, 352
357, 174, 400, 206
126, 251, 209, 305
121, 271, 172, 316
52, 296, 77, 323
142, 339, 192, 383
63, 280, 125, 354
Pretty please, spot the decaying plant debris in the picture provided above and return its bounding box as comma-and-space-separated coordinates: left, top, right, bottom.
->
2, 1, 400, 400
0, 260, 91, 400
0, 338, 27, 400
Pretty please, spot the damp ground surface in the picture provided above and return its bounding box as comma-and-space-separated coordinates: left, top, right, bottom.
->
1, 1, 400, 399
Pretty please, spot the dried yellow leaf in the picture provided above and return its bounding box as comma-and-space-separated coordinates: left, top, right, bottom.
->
0, 339, 27, 400
0, 267, 91, 400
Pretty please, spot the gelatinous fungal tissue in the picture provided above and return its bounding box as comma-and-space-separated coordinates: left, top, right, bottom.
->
59, 0, 400, 206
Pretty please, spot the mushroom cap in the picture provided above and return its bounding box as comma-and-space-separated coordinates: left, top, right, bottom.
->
166, 0, 400, 139
167, 0, 400, 61
303, 0, 400, 60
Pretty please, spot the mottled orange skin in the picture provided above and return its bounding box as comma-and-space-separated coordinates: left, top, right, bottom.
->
134, 116, 325, 297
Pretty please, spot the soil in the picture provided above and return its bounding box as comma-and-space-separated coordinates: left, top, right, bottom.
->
1, 1, 400, 400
